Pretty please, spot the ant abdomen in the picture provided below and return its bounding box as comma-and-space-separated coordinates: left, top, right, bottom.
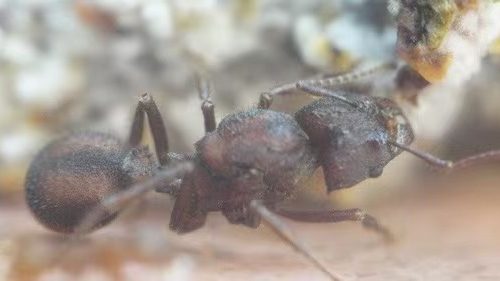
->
25, 131, 153, 233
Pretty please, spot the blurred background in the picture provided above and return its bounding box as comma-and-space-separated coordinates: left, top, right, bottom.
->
1, 0, 500, 280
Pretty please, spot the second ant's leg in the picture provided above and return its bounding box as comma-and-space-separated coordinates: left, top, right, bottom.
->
128, 93, 171, 165
274, 208, 394, 242
195, 75, 217, 133
250, 200, 344, 281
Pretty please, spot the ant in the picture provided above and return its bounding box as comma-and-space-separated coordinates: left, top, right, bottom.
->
24, 64, 500, 281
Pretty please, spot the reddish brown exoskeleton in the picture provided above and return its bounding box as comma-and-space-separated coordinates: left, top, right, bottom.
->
25, 65, 500, 280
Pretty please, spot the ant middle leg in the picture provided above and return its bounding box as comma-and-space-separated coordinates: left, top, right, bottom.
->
129, 93, 171, 165
274, 208, 394, 243
195, 75, 217, 133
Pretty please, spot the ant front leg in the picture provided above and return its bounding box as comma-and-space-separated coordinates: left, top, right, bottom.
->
129, 93, 171, 165
195, 75, 217, 133
250, 200, 345, 281
259, 62, 396, 109
274, 208, 394, 243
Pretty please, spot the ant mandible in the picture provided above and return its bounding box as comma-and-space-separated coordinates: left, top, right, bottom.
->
24, 64, 500, 281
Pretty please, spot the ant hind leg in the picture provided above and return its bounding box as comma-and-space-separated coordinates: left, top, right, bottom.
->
129, 93, 171, 165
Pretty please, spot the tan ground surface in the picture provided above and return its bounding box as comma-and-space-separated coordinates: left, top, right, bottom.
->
1, 169, 500, 281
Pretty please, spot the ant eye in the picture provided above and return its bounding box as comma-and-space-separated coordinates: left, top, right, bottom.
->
368, 166, 384, 178
25, 132, 132, 234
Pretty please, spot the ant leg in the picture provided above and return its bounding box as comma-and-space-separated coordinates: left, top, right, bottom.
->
250, 200, 345, 281
129, 93, 171, 165
74, 161, 193, 235
274, 208, 393, 243
258, 62, 396, 109
295, 83, 360, 107
301, 62, 397, 89
389, 141, 500, 171
195, 75, 217, 133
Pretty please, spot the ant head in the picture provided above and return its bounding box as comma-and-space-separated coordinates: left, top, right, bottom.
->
296, 93, 414, 192
25, 131, 154, 234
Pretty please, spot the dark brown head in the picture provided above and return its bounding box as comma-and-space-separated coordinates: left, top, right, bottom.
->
25, 131, 154, 234
295, 93, 414, 192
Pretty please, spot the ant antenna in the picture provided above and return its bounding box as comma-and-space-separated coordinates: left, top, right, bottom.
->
389, 141, 500, 171
389, 141, 452, 169
250, 200, 344, 281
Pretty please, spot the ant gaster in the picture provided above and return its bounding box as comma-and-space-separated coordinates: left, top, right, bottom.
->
25, 64, 500, 281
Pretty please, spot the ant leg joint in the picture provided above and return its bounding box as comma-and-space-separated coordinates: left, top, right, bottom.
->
259, 92, 273, 109
201, 100, 214, 110
357, 211, 394, 243
139, 92, 153, 104
201, 100, 216, 133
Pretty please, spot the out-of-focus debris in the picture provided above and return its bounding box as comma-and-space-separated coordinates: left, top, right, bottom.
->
394, 65, 430, 105
14, 57, 84, 112
0, 127, 47, 193
6, 229, 196, 281
489, 37, 500, 54
390, 0, 500, 84
293, 15, 352, 72
388, 0, 500, 140
160, 255, 195, 281
0, 240, 13, 281
292, 1, 396, 72
293, 14, 358, 72
74, 0, 117, 32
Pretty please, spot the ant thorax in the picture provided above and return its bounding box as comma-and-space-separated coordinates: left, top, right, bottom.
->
168, 109, 318, 232
196, 109, 317, 199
